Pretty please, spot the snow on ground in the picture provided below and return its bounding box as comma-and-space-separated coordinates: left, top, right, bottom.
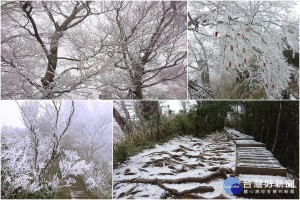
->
225, 128, 253, 139
113, 132, 237, 199
235, 140, 263, 145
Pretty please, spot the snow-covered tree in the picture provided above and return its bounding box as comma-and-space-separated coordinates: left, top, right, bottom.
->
70, 119, 112, 162
1, 126, 46, 198
1, 1, 187, 99
1, 101, 112, 198
1, 1, 104, 99
59, 150, 91, 186
188, 1, 299, 99
65, 102, 113, 198
102, 1, 187, 99
85, 162, 112, 198
17, 101, 79, 181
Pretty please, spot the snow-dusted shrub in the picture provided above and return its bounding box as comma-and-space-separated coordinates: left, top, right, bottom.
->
1, 101, 94, 198
84, 162, 112, 198
1, 165, 58, 199
59, 150, 91, 185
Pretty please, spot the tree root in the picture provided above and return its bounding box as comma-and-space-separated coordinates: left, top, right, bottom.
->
138, 168, 148, 172
192, 143, 203, 147
183, 193, 206, 199
157, 179, 214, 195
115, 168, 232, 185
173, 147, 187, 153
184, 163, 205, 168
213, 194, 230, 199
208, 166, 220, 171
158, 173, 175, 176
179, 144, 194, 151
124, 172, 136, 175
114, 134, 236, 198
143, 156, 182, 168
118, 185, 137, 198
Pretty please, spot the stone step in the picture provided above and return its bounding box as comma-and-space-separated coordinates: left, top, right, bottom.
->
236, 145, 286, 176
234, 140, 266, 147
236, 166, 287, 176
232, 137, 254, 140
237, 160, 280, 165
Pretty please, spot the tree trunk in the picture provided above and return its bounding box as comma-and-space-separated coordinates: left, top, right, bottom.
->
120, 101, 131, 121
181, 101, 187, 113
135, 101, 159, 120
260, 102, 265, 142
150, 120, 153, 141
194, 32, 210, 87
41, 31, 63, 93
156, 107, 161, 142
244, 104, 248, 134
265, 105, 272, 146
34, 146, 38, 172
130, 64, 144, 99
113, 107, 131, 135
201, 63, 210, 85
272, 101, 283, 153
120, 100, 132, 132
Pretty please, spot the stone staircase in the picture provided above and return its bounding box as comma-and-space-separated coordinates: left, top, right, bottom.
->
226, 129, 287, 176
236, 147, 286, 176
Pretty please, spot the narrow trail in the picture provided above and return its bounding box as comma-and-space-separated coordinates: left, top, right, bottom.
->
69, 185, 87, 199
113, 131, 236, 199
114, 129, 296, 199
55, 181, 87, 199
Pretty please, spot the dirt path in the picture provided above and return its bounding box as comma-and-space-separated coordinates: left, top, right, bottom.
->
113, 132, 236, 199
70, 185, 86, 199
114, 129, 296, 199
69, 185, 88, 199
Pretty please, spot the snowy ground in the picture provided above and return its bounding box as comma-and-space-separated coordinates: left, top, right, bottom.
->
225, 128, 253, 139
113, 132, 238, 199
